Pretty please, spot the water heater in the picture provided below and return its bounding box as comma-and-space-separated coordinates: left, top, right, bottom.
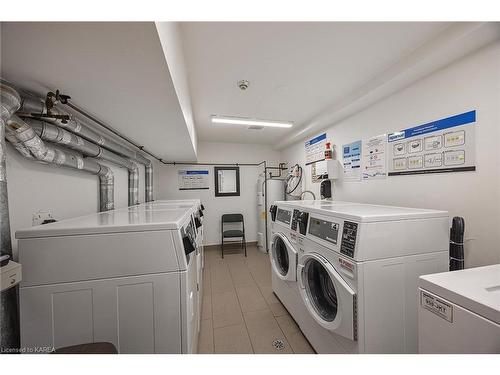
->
257, 176, 284, 253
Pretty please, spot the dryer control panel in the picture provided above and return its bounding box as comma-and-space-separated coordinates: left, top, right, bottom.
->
340, 221, 358, 258
291, 209, 309, 235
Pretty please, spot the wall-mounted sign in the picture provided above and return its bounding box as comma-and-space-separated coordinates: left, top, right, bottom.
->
387, 111, 476, 176
362, 134, 387, 180
305, 133, 327, 165
178, 170, 209, 190
342, 140, 362, 182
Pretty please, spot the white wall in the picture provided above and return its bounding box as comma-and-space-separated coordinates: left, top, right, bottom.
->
155, 22, 197, 156
5, 142, 153, 258
155, 141, 281, 246
280, 42, 500, 268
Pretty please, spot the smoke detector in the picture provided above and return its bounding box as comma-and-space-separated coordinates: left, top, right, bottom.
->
237, 80, 250, 91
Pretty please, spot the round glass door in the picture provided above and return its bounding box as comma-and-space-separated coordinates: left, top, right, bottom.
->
303, 258, 338, 322
272, 235, 289, 276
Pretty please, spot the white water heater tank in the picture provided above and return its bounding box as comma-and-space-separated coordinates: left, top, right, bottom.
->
257, 177, 284, 253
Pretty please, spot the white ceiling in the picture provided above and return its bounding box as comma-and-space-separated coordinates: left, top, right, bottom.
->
1, 22, 197, 161
2, 22, 497, 158
181, 22, 451, 145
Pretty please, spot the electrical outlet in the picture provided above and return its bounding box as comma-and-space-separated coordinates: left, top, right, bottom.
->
32, 210, 54, 226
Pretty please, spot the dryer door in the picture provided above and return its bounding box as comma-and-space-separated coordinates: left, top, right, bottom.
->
297, 253, 356, 341
270, 232, 297, 281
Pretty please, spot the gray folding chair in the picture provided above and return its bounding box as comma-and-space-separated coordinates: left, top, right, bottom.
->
221, 214, 246, 258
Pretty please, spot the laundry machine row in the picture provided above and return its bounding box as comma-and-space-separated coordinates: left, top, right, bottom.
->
269, 200, 449, 353
16, 199, 205, 354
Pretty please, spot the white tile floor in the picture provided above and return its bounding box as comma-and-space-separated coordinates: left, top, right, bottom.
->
198, 244, 315, 354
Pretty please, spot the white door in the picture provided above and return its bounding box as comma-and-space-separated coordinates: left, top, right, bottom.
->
270, 232, 297, 281
297, 252, 356, 341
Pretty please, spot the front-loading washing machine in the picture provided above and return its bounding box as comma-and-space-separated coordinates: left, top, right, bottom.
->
270, 200, 450, 353
269, 205, 301, 320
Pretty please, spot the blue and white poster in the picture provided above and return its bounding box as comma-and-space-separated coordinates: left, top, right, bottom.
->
305, 133, 327, 165
178, 169, 210, 190
387, 110, 476, 176
342, 140, 362, 181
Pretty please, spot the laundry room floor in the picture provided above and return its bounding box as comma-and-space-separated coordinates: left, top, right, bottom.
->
199, 244, 315, 354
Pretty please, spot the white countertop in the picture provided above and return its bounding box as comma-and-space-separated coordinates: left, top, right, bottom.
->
420, 264, 500, 324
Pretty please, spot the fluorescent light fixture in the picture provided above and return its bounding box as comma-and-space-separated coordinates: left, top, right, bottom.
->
211, 115, 293, 128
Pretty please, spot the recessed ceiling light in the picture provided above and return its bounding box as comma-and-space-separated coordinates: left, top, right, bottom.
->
211, 115, 293, 128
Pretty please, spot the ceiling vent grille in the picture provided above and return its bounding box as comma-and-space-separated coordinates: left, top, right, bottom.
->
247, 125, 264, 130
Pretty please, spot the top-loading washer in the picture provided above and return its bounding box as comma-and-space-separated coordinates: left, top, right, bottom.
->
270, 200, 449, 353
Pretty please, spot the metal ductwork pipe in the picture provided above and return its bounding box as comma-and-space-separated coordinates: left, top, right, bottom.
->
128, 163, 140, 206
19, 97, 136, 160
6, 115, 115, 212
28, 120, 140, 206
135, 152, 153, 202
20, 97, 153, 203
0, 83, 21, 353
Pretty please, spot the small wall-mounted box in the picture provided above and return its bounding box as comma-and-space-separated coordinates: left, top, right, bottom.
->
326, 159, 342, 180
0, 260, 22, 291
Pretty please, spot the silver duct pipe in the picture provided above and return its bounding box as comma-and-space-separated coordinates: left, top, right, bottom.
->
29, 120, 140, 206
6, 115, 115, 212
0, 83, 21, 352
135, 152, 153, 202
128, 162, 140, 206
4, 126, 32, 159
19, 96, 136, 159
20, 96, 153, 203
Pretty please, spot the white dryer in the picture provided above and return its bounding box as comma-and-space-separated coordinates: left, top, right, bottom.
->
17, 207, 200, 354
418, 264, 500, 353
270, 200, 449, 353
121, 200, 205, 334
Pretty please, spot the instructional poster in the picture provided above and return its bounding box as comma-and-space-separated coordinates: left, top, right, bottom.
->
305, 133, 327, 165
342, 140, 362, 181
178, 170, 210, 190
362, 134, 387, 180
387, 111, 476, 176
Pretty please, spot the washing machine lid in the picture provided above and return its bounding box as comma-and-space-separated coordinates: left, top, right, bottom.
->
298, 252, 356, 341
271, 232, 297, 282
275, 201, 448, 223
16, 208, 193, 238
419, 264, 500, 324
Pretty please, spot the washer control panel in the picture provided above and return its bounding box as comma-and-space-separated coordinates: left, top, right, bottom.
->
340, 221, 358, 258
291, 209, 300, 231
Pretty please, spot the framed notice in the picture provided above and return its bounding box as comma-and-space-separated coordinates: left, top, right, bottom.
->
387, 111, 476, 176
362, 134, 387, 180
178, 170, 209, 190
342, 140, 362, 181
305, 133, 327, 165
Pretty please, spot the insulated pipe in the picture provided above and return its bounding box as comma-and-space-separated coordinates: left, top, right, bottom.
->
6, 115, 114, 211
29, 120, 140, 206
18, 96, 136, 160
0, 83, 21, 353
128, 162, 140, 206
135, 152, 153, 202
20, 97, 153, 203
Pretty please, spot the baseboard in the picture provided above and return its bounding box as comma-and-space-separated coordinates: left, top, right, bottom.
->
204, 241, 258, 251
